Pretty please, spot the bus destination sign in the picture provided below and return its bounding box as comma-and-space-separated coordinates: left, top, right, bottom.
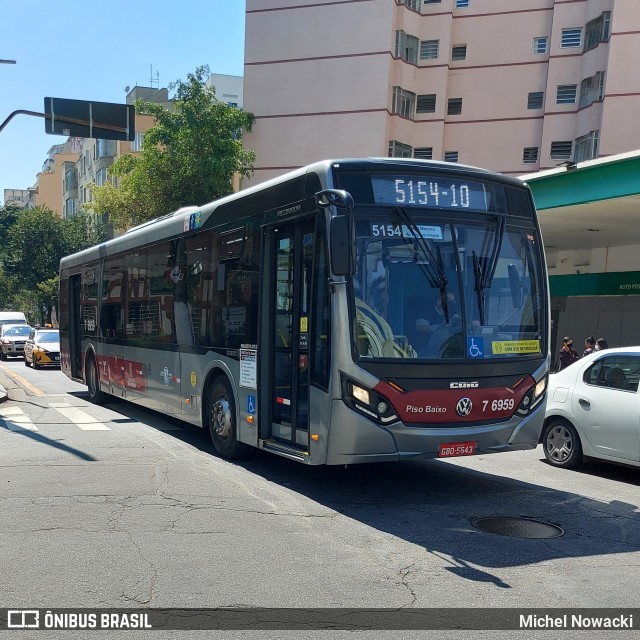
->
371, 175, 493, 211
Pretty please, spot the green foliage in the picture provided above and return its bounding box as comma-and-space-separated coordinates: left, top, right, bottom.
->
0, 205, 106, 321
92, 65, 256, 232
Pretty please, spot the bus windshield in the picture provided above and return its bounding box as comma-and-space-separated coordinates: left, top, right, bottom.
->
351, 212, 545, 360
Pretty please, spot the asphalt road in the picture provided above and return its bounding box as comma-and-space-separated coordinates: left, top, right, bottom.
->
1, 358, 639, 639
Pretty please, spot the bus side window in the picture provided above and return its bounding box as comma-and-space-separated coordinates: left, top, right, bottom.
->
101, 257, 124, 338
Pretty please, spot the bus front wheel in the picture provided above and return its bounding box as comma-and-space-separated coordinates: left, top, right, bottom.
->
206, 376, 247, 460
86, 355, 106, 404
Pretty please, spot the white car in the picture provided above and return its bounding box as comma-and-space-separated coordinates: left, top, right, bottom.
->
0, 323, 33, 360
542, 346, 640, 469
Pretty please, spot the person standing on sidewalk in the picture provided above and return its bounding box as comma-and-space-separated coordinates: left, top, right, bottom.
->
556, 336, 580, 372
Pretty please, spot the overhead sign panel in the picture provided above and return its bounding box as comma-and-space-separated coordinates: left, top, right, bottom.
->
44, 97, 135, 141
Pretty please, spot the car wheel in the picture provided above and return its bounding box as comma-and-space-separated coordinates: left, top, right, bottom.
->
0, 350, 5, 361
86, 354, 106, 404
542, 419, 583, 469
206, 376, 247, 460
25, 352, 31, 367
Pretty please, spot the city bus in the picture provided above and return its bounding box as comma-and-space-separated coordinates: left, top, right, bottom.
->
59, 158, 550, 465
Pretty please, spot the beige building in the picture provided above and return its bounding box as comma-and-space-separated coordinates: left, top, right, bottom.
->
243, 0, 640, 185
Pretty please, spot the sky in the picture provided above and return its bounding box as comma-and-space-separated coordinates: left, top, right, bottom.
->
0, 0, 246, 205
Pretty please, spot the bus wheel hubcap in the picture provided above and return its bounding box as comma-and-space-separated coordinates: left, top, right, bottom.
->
213, 398, 232, 438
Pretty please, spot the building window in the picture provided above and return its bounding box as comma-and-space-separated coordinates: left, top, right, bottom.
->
420, 39, 439, 60
424, 0, 442, 3
584, 12, 611, 52
416, 94, 437, 113
396, 31, 419, 64
527, 92, 544, 109
523, 147, 539, 164
579, 71, 605, 108
64, 169, 78, 192
574, 131, 599, 162
399, 0, 421, 9
556, 85, 577, 105
65, 198, 78, 216
456, 0, 469, 7
451, 45, 467, 61
561, 28, 582, 48
532, 37, 548, 54
95, 168, 108, 187
392, 87, 416, 119
550, 141, 573, 160
388, 140, 413, 158
96, 139, 116, 159
414, 147, 433, 160
130, 132, 144, 152
444, 151, 459, 163
447, 98, 462, 115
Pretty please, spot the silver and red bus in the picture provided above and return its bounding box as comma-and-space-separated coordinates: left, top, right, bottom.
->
59, 158, 549, 465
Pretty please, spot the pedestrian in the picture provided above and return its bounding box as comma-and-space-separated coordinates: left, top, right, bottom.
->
583, 336, 596, 357
556, 336, 580, 372
595, 337, 609, 351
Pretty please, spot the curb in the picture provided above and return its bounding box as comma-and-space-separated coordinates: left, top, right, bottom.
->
0, 384, 7, 403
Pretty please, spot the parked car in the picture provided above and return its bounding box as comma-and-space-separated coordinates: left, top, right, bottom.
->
542, 346, 640, 470
0, 323, 33, 360
24, 328, 60, 369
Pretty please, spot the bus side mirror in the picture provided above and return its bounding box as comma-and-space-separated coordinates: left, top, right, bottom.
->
316, 189, 356, 277
330, 215, 355, 276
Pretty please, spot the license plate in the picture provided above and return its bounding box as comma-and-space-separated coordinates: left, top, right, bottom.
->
438, 441, 476, 458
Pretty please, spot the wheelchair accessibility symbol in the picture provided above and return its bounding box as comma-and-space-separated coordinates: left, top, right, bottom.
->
467, 337, 484, 359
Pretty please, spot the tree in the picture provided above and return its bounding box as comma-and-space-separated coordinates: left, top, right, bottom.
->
0, 206, 106, 322
92, 65, 256, 231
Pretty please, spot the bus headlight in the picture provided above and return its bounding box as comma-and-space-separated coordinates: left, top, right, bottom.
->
342, 376, 397, 424
515, 376, 547, 417
350, 383, 370, 405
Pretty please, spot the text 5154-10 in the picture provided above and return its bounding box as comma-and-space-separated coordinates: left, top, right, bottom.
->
394, 179, 471, 208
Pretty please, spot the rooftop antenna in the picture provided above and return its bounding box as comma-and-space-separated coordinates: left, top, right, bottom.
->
149, 64, 159, 89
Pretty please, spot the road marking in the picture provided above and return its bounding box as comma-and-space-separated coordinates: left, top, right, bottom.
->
0, 407, 39, 431
0, 406, 24, 416
50, 405, 111, 430
0, 365, 45, 396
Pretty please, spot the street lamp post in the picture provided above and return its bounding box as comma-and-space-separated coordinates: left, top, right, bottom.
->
0, 60, 17, 64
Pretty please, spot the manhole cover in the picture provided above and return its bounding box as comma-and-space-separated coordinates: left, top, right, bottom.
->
470, 517, 563, 539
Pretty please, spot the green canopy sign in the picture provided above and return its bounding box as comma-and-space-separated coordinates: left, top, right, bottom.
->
549, 271, 640, 297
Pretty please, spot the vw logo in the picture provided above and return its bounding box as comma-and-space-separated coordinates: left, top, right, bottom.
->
456, 397, 473, 417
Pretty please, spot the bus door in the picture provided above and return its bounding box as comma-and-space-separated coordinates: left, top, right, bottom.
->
68, 274, 83, 379
267, 217, 316, 451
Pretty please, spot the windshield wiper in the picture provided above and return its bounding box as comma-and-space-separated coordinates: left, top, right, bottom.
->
473, 216, 506, 325
392, 207, 450, 322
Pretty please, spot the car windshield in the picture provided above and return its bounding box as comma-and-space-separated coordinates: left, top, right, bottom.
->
38, 331, 59, 343
351, 213, 546, 360
4, 326, 31, 337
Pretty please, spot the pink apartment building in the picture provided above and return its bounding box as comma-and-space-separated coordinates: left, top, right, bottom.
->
243, 0, 640, 186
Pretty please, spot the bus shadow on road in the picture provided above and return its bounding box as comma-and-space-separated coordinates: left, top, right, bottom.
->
231, 453, 640, 586
103, 400, 640, 587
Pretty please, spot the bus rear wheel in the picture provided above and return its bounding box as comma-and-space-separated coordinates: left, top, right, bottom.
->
206, 376, 247, 460
86, 354, 106, 404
